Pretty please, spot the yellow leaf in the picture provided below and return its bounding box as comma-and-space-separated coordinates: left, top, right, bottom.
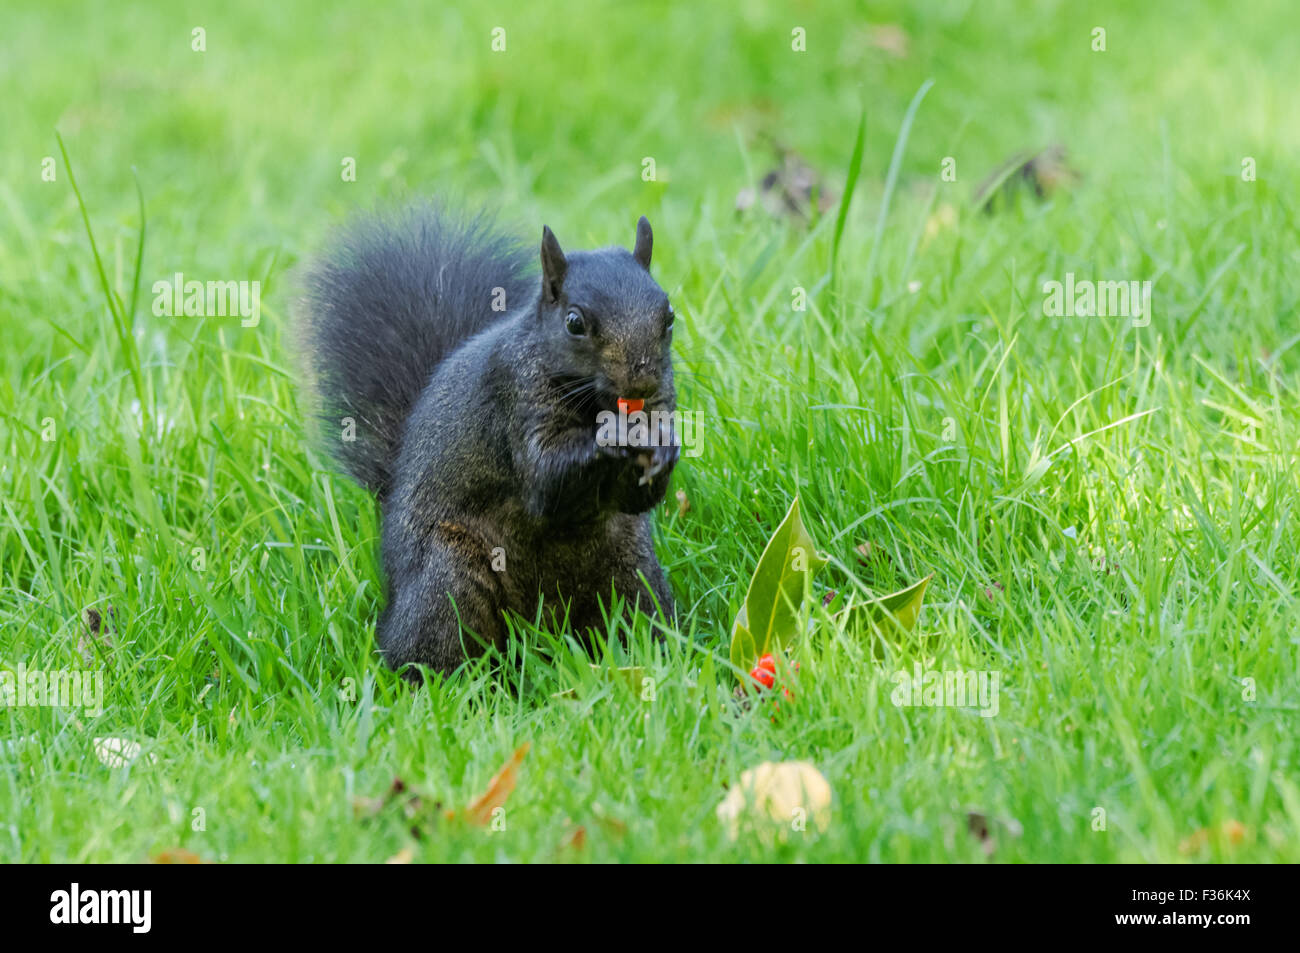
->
921, 202, 957, 248
716, 760, 832, 842
675, 488, 690, 518
93, 736, 155, 768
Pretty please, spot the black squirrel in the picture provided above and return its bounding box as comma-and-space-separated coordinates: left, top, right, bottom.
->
295, 204, 679, 677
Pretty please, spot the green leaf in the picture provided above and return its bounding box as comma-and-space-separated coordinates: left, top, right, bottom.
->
830, 101, 868, 284
832, 574, 934, 649
729, 612, 757, 678
866, 573, 932, 630
729, 497, 827, 681
864, 78, 934, 305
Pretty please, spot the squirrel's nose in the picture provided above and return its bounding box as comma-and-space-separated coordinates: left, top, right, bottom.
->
622, 376, 659, 400
622, 358, 659, 399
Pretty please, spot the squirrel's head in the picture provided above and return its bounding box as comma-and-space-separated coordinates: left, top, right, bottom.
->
534, 216, 675, 410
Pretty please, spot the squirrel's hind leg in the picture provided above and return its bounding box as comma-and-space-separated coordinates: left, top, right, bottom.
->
572, 514, 676, 642
377, 525, 509, 680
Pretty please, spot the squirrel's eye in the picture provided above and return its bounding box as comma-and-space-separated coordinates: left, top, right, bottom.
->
665, 304, 675, 330
564, 309, 587, 337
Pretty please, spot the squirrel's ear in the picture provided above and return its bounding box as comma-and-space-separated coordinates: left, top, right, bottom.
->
540, 225, 567, 303
633, 215, 653, 269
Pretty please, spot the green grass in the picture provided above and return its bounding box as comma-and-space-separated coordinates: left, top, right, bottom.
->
2, 0, 1298, 862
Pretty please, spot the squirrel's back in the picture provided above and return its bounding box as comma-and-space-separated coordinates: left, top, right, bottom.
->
294, 204, 535, 498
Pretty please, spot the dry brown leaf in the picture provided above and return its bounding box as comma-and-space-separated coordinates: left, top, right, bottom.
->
151, 847, 205, 864
461, 742, 530, 826
855, 541, 896, 570
966, 810, 1024, 857
385, 847, 415, 864
78, 605, 118, 663
1179, 820, 1249, 855
559, 824, 587, 851
355, 776, 448, 841
675, 488, 690, 518
1222, 819, 1248, 844
592, 803, 628, 839
1179, 829, 1209, 854
867, 24, 909, 58
351, 796, 385, 819
735, 145, 837, 221
976, 144, 1078, 212
967, 811, 994, 857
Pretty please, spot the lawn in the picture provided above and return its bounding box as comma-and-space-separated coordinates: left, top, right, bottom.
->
1, 0, 1298, 862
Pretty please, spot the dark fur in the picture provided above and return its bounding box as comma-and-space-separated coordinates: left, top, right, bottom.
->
297, 204, 536, 498
296, 204, 677, 677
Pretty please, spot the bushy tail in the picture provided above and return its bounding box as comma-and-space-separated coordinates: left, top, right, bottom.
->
294, 204, 534, 497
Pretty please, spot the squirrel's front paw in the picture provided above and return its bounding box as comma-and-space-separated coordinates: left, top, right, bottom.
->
596, 440, 636, 461
596, 414, 679, 487
632, 440, 679, 487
